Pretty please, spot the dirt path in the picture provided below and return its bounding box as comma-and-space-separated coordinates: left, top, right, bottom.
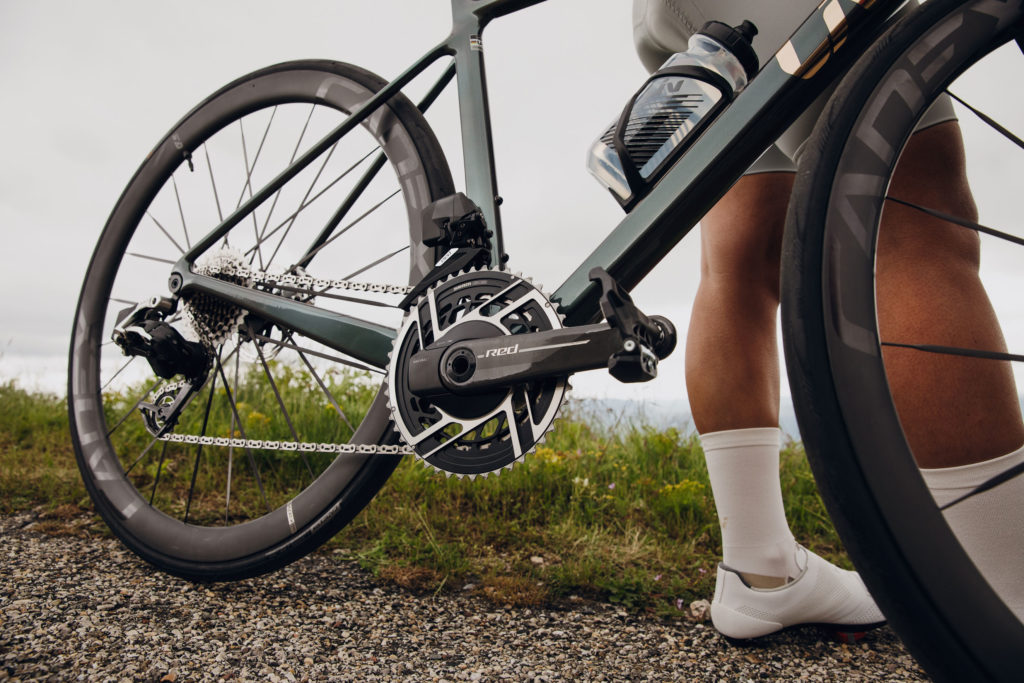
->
0, 513, 927, 682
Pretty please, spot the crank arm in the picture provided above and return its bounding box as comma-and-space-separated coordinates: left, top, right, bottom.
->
407, 322, 660, 397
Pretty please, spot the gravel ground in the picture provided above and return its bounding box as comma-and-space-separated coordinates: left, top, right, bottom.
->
0, 512, 928, 682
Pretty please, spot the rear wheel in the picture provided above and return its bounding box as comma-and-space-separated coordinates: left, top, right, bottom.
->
68, 60, 454, 580
784, 1, 1024, 679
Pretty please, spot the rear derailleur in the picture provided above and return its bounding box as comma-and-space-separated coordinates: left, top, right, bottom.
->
111, 297, 210, 436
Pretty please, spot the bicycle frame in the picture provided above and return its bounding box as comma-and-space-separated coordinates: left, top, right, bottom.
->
170, 0, 905, 366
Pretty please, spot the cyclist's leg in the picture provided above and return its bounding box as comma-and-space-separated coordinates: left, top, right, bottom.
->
875, 121, 1024, 468
684, 169, 789, 436
685, 166, 800, 587
691, 159, 885, 639
635, 0, 839, 586
635, 0, 882, 622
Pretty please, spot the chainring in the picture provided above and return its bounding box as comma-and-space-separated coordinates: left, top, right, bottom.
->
386, 269, 568, 477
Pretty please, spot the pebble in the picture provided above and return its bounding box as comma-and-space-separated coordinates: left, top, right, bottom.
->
0, 512, 928, 681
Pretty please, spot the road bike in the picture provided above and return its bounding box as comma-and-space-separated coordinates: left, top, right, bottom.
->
67, 0, 1024, 679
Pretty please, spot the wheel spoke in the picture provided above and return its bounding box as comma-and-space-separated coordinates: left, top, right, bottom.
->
941, 459, 1024, 510
343, 241, 408, 281
947, 89, 1024, 152
204, 142, 225, 224
106, 379, 162, 438
235, 111, 275, 212
184, 370, 218, 524
292, 336, 356, 434
236, 111, 278, 271
171, 175, 191, 250
238, 118, 264, 271
123, 433, 161, 476
148, 441, 169, 506
147, 211, 186, 254
225, 347, 241, 521
264, 141, 342, 271
881, 341, 1024, 363
214, 352, 271, 514
884, 195, 1024, 247
244, 147, 377, 263
101, 356, 138, 392
228, 347, 240, 469
300, 189, 401, 268
298, 151, 387, 270
234, 107, 277, 213
128, 252, 176, 265
251, 328, 315, 481
255, 104, 317, 247
251, 331, 383, 375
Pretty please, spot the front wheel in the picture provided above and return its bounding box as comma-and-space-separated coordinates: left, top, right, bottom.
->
68, 60, 454, 581
783, 0, 1024, 679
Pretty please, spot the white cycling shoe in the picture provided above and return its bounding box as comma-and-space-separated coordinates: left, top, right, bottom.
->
710, 545, 886, 640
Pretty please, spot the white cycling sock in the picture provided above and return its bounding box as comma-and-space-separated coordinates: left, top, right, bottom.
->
920, 444, 1024, 621
700, 427, 800, 580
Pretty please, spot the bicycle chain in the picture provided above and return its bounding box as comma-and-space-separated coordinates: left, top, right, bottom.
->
210, 261, 414, 295
158, 259, 415, 456
157, 432, 412, 455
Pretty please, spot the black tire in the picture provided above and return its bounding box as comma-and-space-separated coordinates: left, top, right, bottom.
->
783, 1, 1024, 680
68, 61, 454, 581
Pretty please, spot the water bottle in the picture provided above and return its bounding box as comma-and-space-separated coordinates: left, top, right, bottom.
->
587, 20, 759, 209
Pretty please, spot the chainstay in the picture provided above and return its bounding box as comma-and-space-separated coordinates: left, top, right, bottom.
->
157, 432, 413, 455
165, 261, 414, 453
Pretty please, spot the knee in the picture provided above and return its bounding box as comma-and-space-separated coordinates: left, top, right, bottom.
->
700, 243, 782, 307
881, 122, 981, 272
699, 173, 794, 303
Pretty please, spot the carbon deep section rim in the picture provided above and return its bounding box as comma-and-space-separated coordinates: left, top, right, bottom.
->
783, 1, 1024, 679
68, 60, 453, 581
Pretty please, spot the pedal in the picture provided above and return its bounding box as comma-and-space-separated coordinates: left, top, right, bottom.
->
591, 267, 677, 383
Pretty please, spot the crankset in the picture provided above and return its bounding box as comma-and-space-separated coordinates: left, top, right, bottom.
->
386, 267, 676, 477
387, 269, 568, 477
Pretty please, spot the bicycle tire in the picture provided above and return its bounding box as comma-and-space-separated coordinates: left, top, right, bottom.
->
783, 1, 1024, 679
68, 60, 454, 581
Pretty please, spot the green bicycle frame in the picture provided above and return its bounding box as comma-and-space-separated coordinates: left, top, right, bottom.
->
170, 0, 903, 365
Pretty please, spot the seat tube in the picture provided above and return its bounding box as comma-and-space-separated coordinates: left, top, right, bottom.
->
450, 0, 505, 266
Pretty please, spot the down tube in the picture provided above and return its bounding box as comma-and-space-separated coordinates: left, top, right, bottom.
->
554, 0, 902, 327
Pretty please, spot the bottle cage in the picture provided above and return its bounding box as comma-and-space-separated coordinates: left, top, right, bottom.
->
611, 65, 734, 211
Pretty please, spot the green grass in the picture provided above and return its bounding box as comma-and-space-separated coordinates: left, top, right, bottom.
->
0, 379, 848, 615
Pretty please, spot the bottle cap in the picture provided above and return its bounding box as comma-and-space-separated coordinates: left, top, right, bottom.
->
699, 20, 759, 80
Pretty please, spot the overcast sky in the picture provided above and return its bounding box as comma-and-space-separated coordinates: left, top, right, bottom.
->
0, 0, 700, 400
2, 1, 1020, 404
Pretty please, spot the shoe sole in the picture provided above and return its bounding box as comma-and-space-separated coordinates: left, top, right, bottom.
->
719, 619, 888, 646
